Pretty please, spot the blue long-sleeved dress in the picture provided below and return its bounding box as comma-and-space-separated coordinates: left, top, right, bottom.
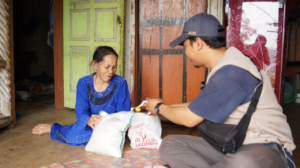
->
50, 73, 131, 146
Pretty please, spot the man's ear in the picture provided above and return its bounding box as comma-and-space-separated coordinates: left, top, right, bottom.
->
195, 37, 203, 51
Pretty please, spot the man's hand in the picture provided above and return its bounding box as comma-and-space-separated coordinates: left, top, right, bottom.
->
144, 98, 163, 115
87, 115, 102, 129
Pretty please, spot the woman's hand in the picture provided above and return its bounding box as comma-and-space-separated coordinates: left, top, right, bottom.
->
87, 115, 102, 129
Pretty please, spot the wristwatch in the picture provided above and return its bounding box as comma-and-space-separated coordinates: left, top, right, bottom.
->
155, 103, 163, 115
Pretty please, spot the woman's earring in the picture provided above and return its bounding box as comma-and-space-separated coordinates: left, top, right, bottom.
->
94, 69, 96, 72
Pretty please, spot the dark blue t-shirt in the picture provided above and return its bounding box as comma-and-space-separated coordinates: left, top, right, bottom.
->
188, 65, 260, 123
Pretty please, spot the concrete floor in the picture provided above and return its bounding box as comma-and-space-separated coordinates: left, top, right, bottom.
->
0, 95, 299, 168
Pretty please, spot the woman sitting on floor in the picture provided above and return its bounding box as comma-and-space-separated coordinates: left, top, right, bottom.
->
32, 46, 131, 146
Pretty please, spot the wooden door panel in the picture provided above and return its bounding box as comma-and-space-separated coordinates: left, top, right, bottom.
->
162, 55, 183, 104
64, 0, 124, 108
162, 26, 184, 50
141, 55, 159, 100
186, 61, 205, 102
70, 10, 89, 40
142, 26, 160, 49
139, 0, 207, 104
95, 9, 116, 41
187, 0, 207, 18
70, 47, 90, 92
163, 0, 184, 18
141, 0, 159, 17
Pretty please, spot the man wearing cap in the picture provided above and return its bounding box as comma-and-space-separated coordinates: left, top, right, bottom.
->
144, 13, 295, 168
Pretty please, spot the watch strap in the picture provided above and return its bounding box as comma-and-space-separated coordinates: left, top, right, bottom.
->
155, 103, 163, 115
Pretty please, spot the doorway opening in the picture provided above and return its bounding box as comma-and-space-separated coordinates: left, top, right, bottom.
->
13, 0, 55, 119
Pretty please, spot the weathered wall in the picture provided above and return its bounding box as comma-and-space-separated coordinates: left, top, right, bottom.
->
0, 0, 11, 117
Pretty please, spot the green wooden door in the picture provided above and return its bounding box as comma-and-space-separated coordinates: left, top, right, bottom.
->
63, 0, 124, 108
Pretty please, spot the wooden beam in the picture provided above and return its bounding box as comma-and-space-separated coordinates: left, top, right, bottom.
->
129, 0, 139, 106
133, 0, 139, 106
207, 0, 224, 24
53, 0, 64, 108
0, 60, 6, 68
8, 0, 16, 122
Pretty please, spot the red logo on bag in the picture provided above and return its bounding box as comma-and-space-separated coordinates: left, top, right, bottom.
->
136, 128, 147, 140
129, 123, 145, 129
134, 137, 158, 147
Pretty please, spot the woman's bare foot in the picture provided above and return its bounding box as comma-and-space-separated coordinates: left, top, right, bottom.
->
32, 124, 51, 135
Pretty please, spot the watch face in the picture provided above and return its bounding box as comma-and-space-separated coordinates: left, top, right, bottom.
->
155, 103, 162, 114
155, 107, 158, 113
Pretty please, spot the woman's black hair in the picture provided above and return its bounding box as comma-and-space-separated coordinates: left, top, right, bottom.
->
93, 46, 118, 63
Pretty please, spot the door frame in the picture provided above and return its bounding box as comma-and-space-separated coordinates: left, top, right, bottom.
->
129, 0, 139, 106
8, 0, 64, 120
53, 0, 64, 108
8, 0, 64, 116
9, 0, 16, 122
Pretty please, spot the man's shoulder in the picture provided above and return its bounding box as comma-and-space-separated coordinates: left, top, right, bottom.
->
210, 65, 260, 93
214, 65, 258, 81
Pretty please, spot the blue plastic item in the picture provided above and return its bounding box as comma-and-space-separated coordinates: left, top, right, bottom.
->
16, 111, 21, 119
284, 82, 297, 104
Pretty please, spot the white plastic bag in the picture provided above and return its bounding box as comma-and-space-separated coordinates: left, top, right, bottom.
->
128, 101, 162, 149
85, 111, 133, 158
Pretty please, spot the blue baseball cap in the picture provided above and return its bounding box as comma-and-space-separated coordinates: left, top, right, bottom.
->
169, 13, 224, 47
